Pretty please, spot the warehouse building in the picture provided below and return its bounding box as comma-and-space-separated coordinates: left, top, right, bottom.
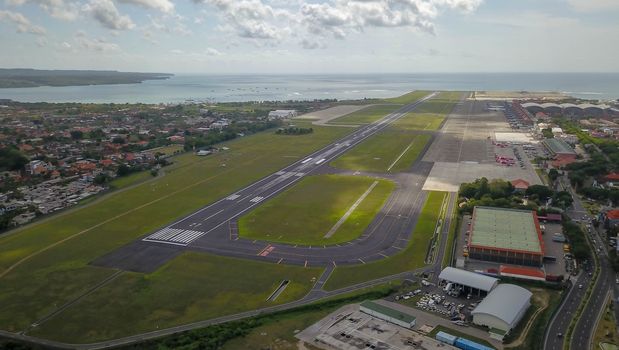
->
542, 138, 577, 167
467, 206, 545, 267
471, 284, 532, 340
359, 300, 416, 329
438, 267, 498, 296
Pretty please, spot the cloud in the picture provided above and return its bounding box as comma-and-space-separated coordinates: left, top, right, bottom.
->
196, 0, 291, 40
82, 0, 135, 30
567, 0, 619, 12
0, 9, 46, 35
117, 0, 175, 14
205, 47, 222, 56
196, 0, 483, 47
74, 31, 121, 52
5, 0, 80, 21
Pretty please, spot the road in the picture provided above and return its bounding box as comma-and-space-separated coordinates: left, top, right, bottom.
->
544, 175, 613, 350
94, 92, 442, 272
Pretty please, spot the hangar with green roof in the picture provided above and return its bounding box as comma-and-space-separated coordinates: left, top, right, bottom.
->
467, 206, 545, 266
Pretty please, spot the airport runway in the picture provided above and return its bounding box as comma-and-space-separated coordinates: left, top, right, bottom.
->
94, 92, 442, 271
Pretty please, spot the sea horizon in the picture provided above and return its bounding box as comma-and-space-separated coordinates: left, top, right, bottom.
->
1, 72, 618, 104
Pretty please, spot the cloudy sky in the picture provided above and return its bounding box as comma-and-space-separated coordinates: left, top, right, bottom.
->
0, 0, 618, 73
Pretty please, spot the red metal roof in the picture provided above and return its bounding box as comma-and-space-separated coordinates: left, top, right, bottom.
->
604, 173, 619, 181
607, 209, 619, 220
499, 265, 546, 278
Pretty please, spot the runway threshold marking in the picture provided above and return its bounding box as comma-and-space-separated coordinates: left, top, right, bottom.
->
358, 258, 366, 264
277, 258, 283, 264
379, 253, 388, 258
304, 260, 308, 268
332, 261, 337, 267
392, 245, 403, 250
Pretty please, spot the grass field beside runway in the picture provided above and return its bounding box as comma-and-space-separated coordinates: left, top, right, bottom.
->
0, 121, 351, 334
327, 90, 433, 125
382, 90, 432, 104
239, 175, 394, 245
28, 253, 323, 343
392, 113, 445, 131
412, 91, 462, 114
323, 191, 447, 291
390, 91, 461, 131
327, 105, 402, 125
330, 131, 431, 173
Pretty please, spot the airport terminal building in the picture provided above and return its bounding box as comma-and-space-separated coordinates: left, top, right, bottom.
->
467, 207, 545, 267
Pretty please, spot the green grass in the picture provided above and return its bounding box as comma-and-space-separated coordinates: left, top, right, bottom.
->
594, 299, 619, 347
389, 91, 461, 131
149, 144, 184, 156
392, 113, 445, 131
383, 90, 432, 104
324, 191, 447, 291
509, 288, 562, 350
0, 122, 351, 337
428, 325, 496, 349
109, 170, 153, 189
413, 91, 462, 114
29, 253, 322, 343
442, 211, 460, 269
331, 130, 430, 173
328, 104, 403, 125
239, 175, 394, 245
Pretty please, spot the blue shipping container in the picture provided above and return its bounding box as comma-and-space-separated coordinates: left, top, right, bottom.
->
435, 331, 457, 345
454, 337, 494, 350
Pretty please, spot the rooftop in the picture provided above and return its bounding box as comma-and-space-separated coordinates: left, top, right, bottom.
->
438, 267, 498, 292
469, 206, 543, 255
607, 209, 619, 220
542, 138, 577, 155
359, 300, 416, 324
471, 284, 532, 328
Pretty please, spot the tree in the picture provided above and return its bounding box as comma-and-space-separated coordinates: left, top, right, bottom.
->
112, 137, 126, 144
116, 164, 131, 177
94, 173, 110, 185
0, 147, 28, 171
548, 169, 559, 183
526, 185, 554, 201
70, 130, 83, 140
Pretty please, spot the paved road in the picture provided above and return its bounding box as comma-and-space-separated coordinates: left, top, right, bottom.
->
544, 175, 613, 350
94, 92, 441, 272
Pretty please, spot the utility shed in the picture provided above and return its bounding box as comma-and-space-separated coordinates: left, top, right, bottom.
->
471, 284, 532, 335
438, 267, 498, 293
359, 300, 416, 329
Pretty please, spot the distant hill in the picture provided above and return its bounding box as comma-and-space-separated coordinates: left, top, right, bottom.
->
0, 69, 174, 88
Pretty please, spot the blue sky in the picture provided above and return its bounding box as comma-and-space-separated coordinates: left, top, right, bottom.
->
0, 0, 618, 73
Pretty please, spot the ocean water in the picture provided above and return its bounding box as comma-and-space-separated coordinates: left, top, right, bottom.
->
1, 73, 618, 104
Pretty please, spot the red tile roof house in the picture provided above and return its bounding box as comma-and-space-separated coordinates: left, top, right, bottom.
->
604, 209, 619, 228
511, 179, 530, 192
601, 173, 619, 188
